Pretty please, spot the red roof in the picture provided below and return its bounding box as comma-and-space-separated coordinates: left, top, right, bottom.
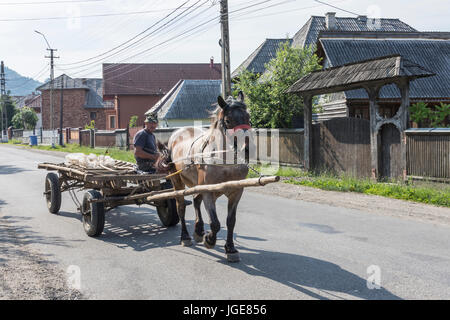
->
103, 63, 221, 96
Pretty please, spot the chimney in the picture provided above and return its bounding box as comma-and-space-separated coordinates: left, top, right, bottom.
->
210, 56, 214, 68
357, 15, 367, 23
325, 12, 336, 30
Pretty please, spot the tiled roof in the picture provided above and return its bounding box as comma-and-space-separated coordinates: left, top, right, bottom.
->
318, 37, 450, 99
233, 14, 416, 78
147, 80, 221, 120
287, 55, 434, 96
231, 38, 292, 78
292, 15, 417, 48
103, 63, 221, 96
37, 74, 89, 91
37, 74, 112, 108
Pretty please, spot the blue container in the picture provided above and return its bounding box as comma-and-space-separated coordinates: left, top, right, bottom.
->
29, 135, 38, 146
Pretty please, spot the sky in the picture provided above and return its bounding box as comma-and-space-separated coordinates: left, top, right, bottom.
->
0, 0, 449, 88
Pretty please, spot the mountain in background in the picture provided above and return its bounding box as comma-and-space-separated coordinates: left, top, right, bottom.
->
4, 66, 43, 97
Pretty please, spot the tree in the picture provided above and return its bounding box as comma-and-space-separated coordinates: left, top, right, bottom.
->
0, 94, 18, 131
129, 115, 138, 128
234, 41, 322, 128
12, 106, 38, 130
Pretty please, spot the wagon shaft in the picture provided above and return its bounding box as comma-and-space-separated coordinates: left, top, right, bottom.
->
145, 176, 280, 202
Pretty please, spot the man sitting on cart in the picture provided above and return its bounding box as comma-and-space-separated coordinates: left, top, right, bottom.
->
133, 113, 161, 174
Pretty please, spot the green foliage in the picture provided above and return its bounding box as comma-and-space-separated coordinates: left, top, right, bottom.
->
0, 94, 18, 130
409, 102, 450, 127
84, 120, 95, 130
285, 174, 450, 207
430, 103, 450, 127
12, 106, 38, 130
129, 115, 138, 128
234, 41, 322, 128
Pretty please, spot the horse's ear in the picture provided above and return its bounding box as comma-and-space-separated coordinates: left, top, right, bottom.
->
237, 91, 244, 102
218, 95, 228, 109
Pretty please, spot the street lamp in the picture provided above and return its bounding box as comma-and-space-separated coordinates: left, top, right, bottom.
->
35, 30, 58, 148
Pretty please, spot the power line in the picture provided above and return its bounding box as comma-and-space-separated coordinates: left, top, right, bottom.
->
60, 0, 202, 68
0, 3, 213, 22
313, 0, 359, 16
64, 0, 280, 75
6, 64, 49, 90
0, 0, 104, 5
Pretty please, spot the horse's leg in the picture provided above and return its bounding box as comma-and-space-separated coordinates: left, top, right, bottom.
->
193, 194, 205, 243
224, 188, 244, 262
202, 192, 220, 249
170, 175, 192, 247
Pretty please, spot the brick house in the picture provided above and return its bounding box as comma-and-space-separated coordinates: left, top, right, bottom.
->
102, 60, 221, 129
37, 74, 113, 130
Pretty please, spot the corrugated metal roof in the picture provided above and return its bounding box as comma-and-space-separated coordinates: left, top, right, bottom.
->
37, 74, 89, 91
103, 63, 221, 96
147, 80, 221, 120
292, 16, 417, 48
287, 55, 434, 95
319, 38, 450, 99
231, 38, 292, 77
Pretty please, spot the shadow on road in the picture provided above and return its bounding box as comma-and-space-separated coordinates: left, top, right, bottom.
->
0, 165, 30, 175
57, 205, 183, 251
190, 245, 402, 300
0, 215, 79, 265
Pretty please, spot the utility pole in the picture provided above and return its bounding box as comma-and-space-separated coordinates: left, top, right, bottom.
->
0, 61, 7, 142
220, 0, 231, 98
35, 30, 58, 147
59, 75, 64, 146
46, 48, 59, 147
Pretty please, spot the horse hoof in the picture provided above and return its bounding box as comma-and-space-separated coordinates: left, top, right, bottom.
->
226, 252, 240, 263
181, 239, 193, 247
203, 234, 215, 249
193, 232, 204, 243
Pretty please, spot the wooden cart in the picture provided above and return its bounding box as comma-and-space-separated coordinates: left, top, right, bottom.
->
38, 160, 279, 237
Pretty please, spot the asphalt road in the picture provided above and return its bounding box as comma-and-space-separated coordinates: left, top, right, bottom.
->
1, 145, 450, 300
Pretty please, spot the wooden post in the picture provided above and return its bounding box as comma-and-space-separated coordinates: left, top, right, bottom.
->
303, 95, 313, 171
367, 86, 381, 181
79, 127, 82, 146
90, 128, 95, 148
397, 79, 410, 182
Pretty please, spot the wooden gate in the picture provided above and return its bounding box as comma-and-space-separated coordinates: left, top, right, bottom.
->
379, 124, 402, 179
312, 117, 371, 177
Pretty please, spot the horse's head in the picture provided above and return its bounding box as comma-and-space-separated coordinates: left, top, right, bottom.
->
214, 91, 255, 163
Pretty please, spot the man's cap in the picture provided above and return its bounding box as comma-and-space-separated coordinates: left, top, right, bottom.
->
144, 113, 158, 123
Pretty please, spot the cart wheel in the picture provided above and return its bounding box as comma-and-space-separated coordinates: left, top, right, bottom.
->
81, 190, 105, 237
156, 198, 179, 227
45, 172, 61, 214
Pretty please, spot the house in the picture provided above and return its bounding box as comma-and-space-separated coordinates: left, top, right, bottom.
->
232, 12, 416, 78
314, 32, 450, 121
146, 79, 221, 128
12, 93, 42, 129
102, 60, 221, 129
37, 74, 113, 130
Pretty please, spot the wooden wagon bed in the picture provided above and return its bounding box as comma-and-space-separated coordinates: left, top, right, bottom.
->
38, 160, 279, 237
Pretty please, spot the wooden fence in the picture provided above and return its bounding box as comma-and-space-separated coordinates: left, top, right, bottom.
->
406, 129, 450, 181
11, 124, 449, 181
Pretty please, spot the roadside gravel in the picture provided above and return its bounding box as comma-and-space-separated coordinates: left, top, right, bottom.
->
248, 178, 450, 227
0, 216, 83, 300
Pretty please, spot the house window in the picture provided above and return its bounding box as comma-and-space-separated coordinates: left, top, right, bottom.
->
90, 112, 97, 120
109, 115, 116, 129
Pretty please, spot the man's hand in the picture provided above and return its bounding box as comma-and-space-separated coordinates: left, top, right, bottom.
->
134, 146, 160, 161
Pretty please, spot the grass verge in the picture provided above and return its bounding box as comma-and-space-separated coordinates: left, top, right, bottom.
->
247, 164, 450, 207
2, 141, 136, 163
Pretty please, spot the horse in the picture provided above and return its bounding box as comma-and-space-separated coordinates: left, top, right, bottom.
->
166, 91, 254, 262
